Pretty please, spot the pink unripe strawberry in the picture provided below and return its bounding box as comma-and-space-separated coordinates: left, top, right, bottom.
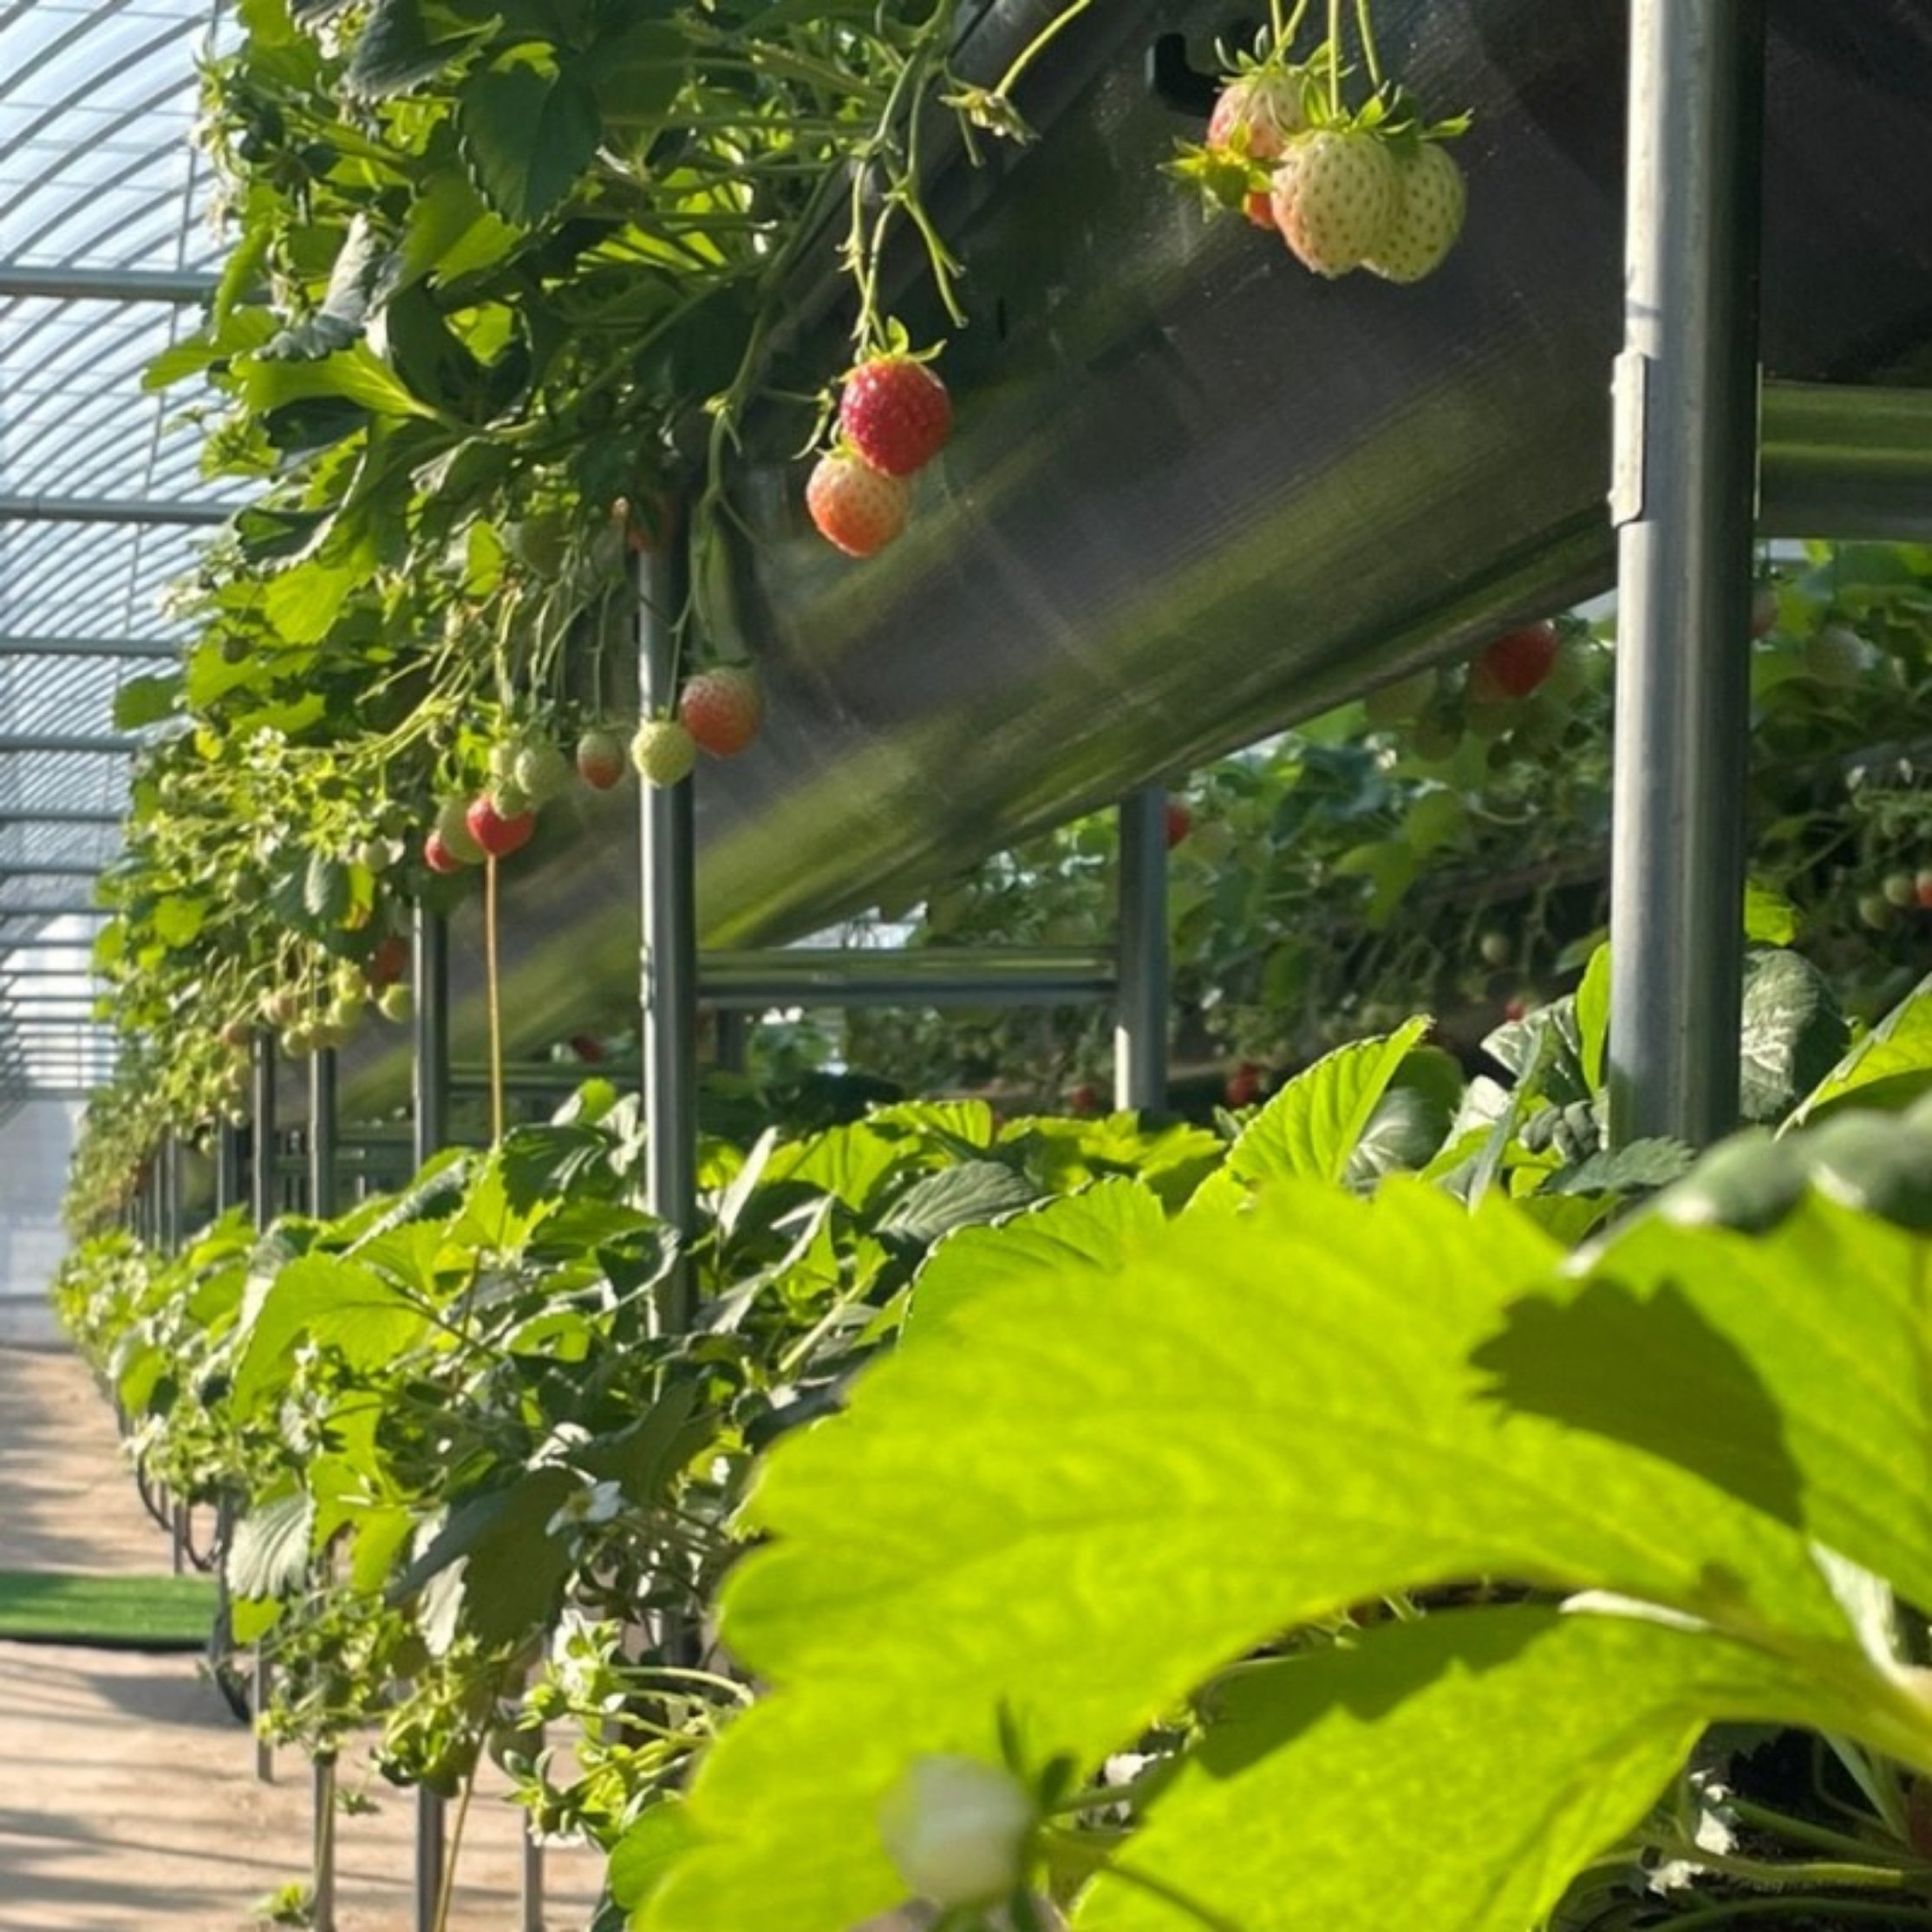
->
677, 666, 764, 758
1363, 141, 1466, 284
1270, 129, 1400, 277
423, 829, 463, 875
1207, 69, 1307, 163
575, 728, 626, 791
806, 452, 912, 558
839, 358, 952, 477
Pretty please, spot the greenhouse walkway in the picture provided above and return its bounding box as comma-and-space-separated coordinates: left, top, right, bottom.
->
0, 1338, 603, 1930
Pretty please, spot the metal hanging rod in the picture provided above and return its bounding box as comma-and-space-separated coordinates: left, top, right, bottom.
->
0, 264, 220, 304
0, 494, 236, 527
0, 863, 105, 879
0, 905, 108, 920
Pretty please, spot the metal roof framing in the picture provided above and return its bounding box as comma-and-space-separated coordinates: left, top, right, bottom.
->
0, 1, 237, 1102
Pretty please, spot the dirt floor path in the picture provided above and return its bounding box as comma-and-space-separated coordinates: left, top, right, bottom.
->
0, 1341, 604, 1931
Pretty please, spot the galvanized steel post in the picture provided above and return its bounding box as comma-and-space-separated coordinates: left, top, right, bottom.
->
1114, 787, 1170, 1113
1607, 0, 1766, 1147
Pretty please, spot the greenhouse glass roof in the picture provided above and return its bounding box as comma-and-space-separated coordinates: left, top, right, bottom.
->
0, 0, 238, 1116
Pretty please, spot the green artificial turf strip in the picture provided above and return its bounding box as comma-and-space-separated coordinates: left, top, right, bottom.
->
0, 1569, 216, 1648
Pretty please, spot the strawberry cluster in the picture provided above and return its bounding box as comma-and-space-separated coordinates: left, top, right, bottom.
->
1182, 59, 1467, 284
806, 352, 953, 558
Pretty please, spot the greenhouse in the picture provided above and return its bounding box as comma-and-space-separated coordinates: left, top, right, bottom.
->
3, 0, 1931, 1929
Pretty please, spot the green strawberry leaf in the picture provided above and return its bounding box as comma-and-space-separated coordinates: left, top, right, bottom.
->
455, 59, 601, 226
1077, 1604, 1883, 1932
1225, 1017, 1432, 1188
1739, 948, 1848, 1124
1786, 972, 1932, 1126
643, 1185, 1858, 1932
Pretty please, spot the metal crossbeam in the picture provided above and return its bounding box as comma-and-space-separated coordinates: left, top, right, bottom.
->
0, 863, 105, 879
0, 636, 180, 660
0, 494, 235, 527
0, 264, 219, 304
0, 734, 136, 754
0, 809, 123, 826
696, 946, 1119, 1008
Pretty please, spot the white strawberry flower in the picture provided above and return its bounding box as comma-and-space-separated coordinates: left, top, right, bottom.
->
543, 1475, 623, 1537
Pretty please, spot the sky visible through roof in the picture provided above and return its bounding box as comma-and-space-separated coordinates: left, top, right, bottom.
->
0, 0, 237, 1119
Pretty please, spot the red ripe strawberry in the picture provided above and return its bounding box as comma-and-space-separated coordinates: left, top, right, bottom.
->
839, 358, 952, 477
1749, 578, 1779, 639
366, 934, 409, 989
1164, 800, 1192, 849
1067, 1081, 1101, 1117
466, 795, 537, 858
678, 666, 764, 758
806, 452, 911, 558
1224, 1062, 1263, 1108
1362, 142, 1466, 284
1270, 129, 1400, 277
1469, 622, 1559, 702
576, 728, 626, 792
423, 829, 464, 875
1917, 870, 1932, 911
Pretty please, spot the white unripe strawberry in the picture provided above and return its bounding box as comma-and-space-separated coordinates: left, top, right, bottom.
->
878, 1754, 1035, 1908
1363, 141, 1467, 284
630, 717, 698, 788
1270, 129, 1400, 277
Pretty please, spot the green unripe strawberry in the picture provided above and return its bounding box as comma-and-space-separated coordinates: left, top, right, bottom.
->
378, 983, 413, 1024
1362, 667, 1436, 728
631, 718, 698, 787
434, 799, 487, 865
512, 740, 573, 803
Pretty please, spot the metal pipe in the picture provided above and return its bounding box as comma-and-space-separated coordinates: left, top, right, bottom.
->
0, 494, 235, 527
715, 1009, 749, 1075
1606, 0, 1766, 1149
160, 1132, 182, 1254
0, 264, 219, 304
636, 535, 698, 1336
1759, 382, 1932, 542
313, 1753, 337, 1932
0, 863, 106, 878
409, 904, 447, 1932
310, 1048, 337, 1220
698, 947, 1118, 1009
1113, 787, 1170, 1113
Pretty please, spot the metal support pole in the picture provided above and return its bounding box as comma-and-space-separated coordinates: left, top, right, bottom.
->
409, 904, 447, 1932
413, 907, 450, 1167
636, 536, 698, 1335
160, 1132, 184, 1253
305, 1048, 339, 1930
248, 1037, 277, 1785
215, 1121, 242, 1216
715, 1009, 749, 1075
310, 1049, 338, 1221
313, 1753, 337, 1932
1114, 787, 1170, 1113
1606, 0, 1765, 1150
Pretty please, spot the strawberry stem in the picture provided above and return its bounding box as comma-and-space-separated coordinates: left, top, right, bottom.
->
988, 0, 1095, 101
1354, 0, 1384, 90
1326, 0, 1342, 114
1281, 0, 1314, 51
